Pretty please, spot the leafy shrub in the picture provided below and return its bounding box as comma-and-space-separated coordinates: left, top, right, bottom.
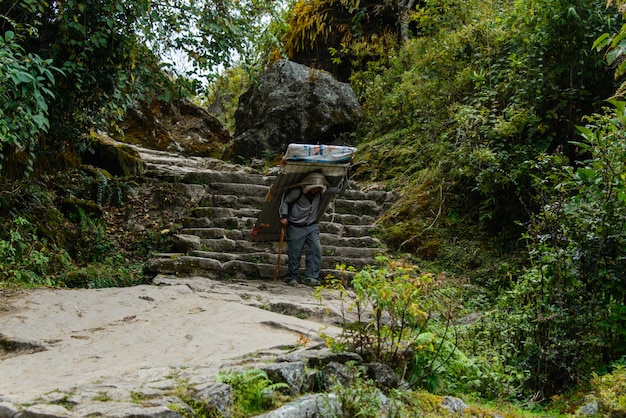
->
60, 262, 148, 289
326, 363, 407, 417
590, 364, 626, 415
0, 214, 146, 289
68, 210, 116, 264
487, 101, 626, 398
91, 170, 125, 207
317, 257, 469, 393
354, 0, 619, 262
0, 31, 60, 175
458, 318, 531, 401
0, 216, 68, 287
216, 368, 289, 417
200, 65, 251, 133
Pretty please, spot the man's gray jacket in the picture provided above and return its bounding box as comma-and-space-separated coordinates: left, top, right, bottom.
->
280, 180, 346, 226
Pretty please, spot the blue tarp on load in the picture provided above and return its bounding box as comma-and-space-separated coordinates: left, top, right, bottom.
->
283, 144, 357, 163
250, 144, 355, 242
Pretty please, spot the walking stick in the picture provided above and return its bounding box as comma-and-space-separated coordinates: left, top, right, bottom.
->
274, 224, 286, 281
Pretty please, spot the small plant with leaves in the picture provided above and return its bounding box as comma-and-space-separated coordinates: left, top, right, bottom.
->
216, 368, 289, 417
0, 216, 64, 287
91, 170, 125, 207
325, 362, 408, 418
316, 257, 462, 391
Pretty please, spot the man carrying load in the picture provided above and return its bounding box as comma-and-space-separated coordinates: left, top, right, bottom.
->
280, 171, 347, 286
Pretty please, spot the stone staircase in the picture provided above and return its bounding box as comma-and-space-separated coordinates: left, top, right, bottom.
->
136, 146, 398, 282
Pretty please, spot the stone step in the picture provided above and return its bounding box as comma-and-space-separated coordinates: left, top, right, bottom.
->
201, 182, 270, 197
144, 166, 261, 184
200, 194, 267, 208
320, 213, 376, 226
191, 244, 382, 260
306, 223, 377, 237
133, 144, 397, 201
183, 180, 393, 202
132, 145, 263, 174
182, 213, 377, 229
143, 255, 359, 282
180, 223, 377, 240
177, 216, 249, 229
320, 234, 382, 248
183, 215, 259, 230
136, 143, 398, 284
332, 199, 385, 216
198, 193, 375, 211
181, 171, 272, 186
187, 250, 376, 270
191, 197, 385, 218
197, 184, 395, 205
181, 228, 248, 241
195, 235, 382, 254
191, 207, 260, 219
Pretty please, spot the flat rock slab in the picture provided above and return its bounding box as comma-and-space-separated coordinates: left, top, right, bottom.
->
0, 276, 342, 404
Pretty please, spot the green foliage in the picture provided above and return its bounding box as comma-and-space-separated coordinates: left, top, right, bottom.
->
0, 0, 280, 178
354, 0, 619, 259
176, 398, 221, 418
322, 0, 625, 400
0, 171, 170, 289
168, 379, 222, 417
0, 213, 146, 289
199, 65, 252, 133
317, 257, 470, 393
318, 258, 433, 366
142, 0, 280, 78
327, 363, 407, 417
590, 364, 626, 415
280, 0, 401, 80
216, 368, 289, 417
592, 1, 626, 98
282, 0, 363, 55
0, 31, 60, 175
325, 362, 536, 417
91, 170, 125, 207
60, 261, 148, 289
0, 216, 69, 287
485, 101, 626, 397
68, 210, 114, 263
457, 315, 533, 401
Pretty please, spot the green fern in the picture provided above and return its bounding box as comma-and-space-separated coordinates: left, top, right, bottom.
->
217, 368, 289, 416
91, 171, 125, 207
93, 170, 108, 206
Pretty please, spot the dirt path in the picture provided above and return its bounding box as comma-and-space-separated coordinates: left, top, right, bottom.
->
0, 276, 345, 404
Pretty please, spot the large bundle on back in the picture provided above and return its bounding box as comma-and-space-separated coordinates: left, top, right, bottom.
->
250, 144, 356, 241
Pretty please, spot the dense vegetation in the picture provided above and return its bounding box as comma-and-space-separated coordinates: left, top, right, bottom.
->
338, 0, 625, 399
0, 0, 277, 177
3, 0, 626, 415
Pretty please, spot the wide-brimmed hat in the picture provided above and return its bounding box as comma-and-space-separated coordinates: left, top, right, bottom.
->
301, 172, 329, 194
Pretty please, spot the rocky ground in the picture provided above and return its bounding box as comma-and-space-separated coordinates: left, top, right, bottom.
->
0, 275, 349, 416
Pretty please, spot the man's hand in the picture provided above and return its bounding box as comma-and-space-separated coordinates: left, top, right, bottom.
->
280, 218, 289, 226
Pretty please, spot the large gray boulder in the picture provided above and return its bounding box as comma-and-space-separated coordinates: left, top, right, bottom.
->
233, 60, 361, 160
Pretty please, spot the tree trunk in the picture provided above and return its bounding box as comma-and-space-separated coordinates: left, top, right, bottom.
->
398, 0, 416, 43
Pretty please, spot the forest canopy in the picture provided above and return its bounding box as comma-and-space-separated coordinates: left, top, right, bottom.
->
0, 0, 277, 176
